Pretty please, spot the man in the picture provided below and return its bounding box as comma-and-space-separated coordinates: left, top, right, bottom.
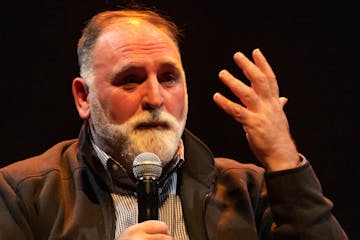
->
0, 8, 348, 240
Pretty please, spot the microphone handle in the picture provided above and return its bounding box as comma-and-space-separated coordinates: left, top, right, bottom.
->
137, 177, 159, 222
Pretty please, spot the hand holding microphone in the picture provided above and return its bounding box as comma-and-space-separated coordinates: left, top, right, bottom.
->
122, 153, 174, 239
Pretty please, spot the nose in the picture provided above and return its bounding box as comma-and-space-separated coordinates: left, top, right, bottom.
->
142, 77, 164, 110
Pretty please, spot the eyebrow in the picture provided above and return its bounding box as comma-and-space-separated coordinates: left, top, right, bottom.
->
158, 61, 181, 70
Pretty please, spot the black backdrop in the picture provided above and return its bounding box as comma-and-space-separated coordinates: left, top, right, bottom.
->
2, 0, 357, 238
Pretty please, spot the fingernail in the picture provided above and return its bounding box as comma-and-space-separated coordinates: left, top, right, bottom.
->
234, 52, 243, 58
219, 69, 227, 77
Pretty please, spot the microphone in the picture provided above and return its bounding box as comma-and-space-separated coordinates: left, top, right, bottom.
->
132, 152, 162, 222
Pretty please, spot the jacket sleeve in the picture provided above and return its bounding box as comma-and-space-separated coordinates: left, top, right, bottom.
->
264, 161, 348, 239
0, 171, 34, 240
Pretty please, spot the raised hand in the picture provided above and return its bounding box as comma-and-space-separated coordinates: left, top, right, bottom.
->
213, 49, 300, 171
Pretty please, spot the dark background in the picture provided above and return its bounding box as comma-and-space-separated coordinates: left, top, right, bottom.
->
2, 0, 357, 238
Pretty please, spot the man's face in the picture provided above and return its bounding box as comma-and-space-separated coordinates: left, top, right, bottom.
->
87, 19, 188, 167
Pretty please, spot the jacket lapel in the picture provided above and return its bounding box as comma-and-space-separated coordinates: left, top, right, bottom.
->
180, 129, 217, 240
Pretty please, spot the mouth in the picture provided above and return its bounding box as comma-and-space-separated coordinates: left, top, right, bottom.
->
136, 121, 170, 130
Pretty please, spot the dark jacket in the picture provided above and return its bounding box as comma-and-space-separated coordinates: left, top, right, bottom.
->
0, 125, 348, 239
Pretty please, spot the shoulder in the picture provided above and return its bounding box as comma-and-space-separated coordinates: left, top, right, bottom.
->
214, 157, 265, 187
0, 139, 79, 188
215, 157, 264, 175
212, 158, 268, 212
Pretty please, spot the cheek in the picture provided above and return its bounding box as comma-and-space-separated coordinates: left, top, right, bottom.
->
165, 88, 187, 119
104, 94, 141, 124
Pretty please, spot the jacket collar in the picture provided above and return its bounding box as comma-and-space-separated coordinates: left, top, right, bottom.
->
77, 122, 114, 192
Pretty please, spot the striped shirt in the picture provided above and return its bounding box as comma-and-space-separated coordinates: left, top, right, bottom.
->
91, 140, 190, 239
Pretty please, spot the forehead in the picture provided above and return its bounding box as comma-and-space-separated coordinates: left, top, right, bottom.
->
93, 19, 181, 60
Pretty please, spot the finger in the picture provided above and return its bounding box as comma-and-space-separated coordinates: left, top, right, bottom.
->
233, 51, 271, 98
119, 221, 172, 240
279, 97, 288, 108
141, 220, 170, 235
146, 234, 173, 240
252, 48, 280, 97
213, 92, 249, 123
218, 69, 259, 109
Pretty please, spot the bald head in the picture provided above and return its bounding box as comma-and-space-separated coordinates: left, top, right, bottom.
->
77, 9, 182, 83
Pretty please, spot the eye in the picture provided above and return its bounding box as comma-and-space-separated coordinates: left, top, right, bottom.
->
123, 74, 142, 84
113, 74, 143, 90
159, 71, 178, 87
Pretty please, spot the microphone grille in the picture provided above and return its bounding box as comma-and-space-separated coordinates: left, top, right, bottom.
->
132, 152, 162, 180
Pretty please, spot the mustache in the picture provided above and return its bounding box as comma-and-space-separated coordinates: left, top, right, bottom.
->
130, 110, 175, 130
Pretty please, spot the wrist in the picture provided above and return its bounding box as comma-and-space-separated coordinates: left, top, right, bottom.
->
263, 151, 301, 172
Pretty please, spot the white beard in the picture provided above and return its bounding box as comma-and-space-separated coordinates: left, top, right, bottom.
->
88, 90, 187, 168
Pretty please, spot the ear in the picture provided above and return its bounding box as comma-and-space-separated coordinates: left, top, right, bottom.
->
72, 77, 90, 120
